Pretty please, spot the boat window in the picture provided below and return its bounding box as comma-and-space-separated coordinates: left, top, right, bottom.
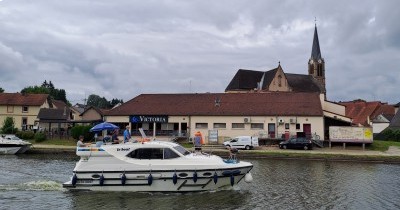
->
126, 148, 163, 159
163, 148, 180, 159
173, 145, 191, 156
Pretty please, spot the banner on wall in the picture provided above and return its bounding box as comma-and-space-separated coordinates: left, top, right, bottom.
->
208, 130, 218, 143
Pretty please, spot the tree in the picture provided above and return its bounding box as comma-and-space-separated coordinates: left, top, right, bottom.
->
21, 86, 50, 94
21, 80, 69, 104
0, 87, 4, 93
110, 98, 124, 107
1, 117, 18, 134
87, 94, 124, 109
87, 94, 109, 109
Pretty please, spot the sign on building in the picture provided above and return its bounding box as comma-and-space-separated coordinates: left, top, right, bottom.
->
130, 115, 168, 123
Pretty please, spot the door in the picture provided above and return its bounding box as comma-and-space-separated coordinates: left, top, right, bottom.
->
303, 124, 311, 140
268, 123, 275, 138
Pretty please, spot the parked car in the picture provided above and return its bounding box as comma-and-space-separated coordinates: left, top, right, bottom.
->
279, 137, 313, 150
223, 136, 259, 150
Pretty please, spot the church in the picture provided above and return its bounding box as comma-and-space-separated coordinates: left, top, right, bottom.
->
105, 24, 351, 142
225, 24, 326, 95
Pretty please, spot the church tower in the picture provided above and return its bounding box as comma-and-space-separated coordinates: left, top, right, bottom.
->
308, 24, 326, 94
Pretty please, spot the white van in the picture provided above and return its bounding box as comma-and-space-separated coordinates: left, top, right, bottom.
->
223, 136, 259, 150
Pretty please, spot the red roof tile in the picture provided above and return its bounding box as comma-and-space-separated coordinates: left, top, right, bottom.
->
0, 93, 49, 106
340, 101, 395, 126
106, 92, 323, 117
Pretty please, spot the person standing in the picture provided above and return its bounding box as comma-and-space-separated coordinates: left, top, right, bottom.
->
123, 125, 131, 143
193, 131, 202, 152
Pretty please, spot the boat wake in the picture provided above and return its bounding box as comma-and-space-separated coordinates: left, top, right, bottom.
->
0, 180, 66, 192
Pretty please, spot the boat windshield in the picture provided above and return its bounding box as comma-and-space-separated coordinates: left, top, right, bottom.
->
173, 145, 191, 156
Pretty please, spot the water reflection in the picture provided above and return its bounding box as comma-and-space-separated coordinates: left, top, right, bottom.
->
1, 155, 400, 210
68, 190, 250, 210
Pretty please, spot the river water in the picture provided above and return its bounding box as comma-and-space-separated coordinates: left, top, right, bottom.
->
1, 154, 400, 210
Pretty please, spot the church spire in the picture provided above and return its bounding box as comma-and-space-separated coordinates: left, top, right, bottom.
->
308, 21, 326, 95
311, 24, 322, 60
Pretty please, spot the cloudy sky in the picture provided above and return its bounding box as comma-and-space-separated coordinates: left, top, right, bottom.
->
0, 0, 399, 104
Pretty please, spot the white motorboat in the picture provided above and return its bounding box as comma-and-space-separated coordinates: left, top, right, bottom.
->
1, 135, 32, 154
0, 137, 23, 155
63, 140, 254, 192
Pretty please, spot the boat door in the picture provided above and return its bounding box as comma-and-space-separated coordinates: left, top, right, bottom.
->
303, 124, 311, 140
268, 123, 275, 138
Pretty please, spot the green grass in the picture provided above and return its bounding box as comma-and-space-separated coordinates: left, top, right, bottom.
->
28, 138, 77, 146
368, 140, 400, 152
179, 142, 193, 148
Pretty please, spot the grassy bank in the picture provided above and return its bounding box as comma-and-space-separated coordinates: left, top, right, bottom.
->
28, 138, 77, 146
367, 140, 400, 151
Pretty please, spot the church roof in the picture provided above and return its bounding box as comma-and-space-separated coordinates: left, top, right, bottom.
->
311, 25, 322, 60
260, 67, 278, 90
225, 68, 323, 93
286, 74, 324, 92
225, 69, 264, 91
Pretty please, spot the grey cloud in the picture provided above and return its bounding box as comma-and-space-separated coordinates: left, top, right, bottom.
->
0, 0, 399, 104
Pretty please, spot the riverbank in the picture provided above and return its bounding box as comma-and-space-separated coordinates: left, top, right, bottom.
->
27, 144, 400, 164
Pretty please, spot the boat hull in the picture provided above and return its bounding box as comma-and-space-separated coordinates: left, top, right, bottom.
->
0, 146, 22, 155
63, 166, 252, 192
16, 144, 32, 154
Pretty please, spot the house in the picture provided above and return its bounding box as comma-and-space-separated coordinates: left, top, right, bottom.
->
340, 100, 395, 128
0, 93, 51, 131
80, 106, 108, 122
105, 92, 325, 142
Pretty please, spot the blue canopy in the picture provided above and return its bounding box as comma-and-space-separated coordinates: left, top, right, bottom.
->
90, 122, 119, 132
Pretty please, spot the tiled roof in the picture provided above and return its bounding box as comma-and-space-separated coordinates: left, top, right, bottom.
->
80, 106, 109, 116
340, 101, 395, 126
37, 108, 68, 120
106, 92, 323, 117
52, 100, 68, 110
0, 93, 49, 106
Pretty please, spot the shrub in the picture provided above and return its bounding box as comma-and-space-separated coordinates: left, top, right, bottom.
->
70, 125, 84, 140
70, 125, 94, 141
34, 132, 46, 142
394, 129, 400, 142
377, 128, 400, 141
16, 131, 35, 140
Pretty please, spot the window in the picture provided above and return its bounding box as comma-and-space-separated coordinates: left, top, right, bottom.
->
173, 145, 190, 156
163, 148, 180, 159
195, 123, 208, 129
296, 124, 300, 130
127, 148, 163, 159
285, 123, 289, 130
7, 106, 14, 113
22, 117, 28, 130
213, 123, 226, 129
232, 123, 245, 129
22, 106, 29, 113
251, 123, 264, 129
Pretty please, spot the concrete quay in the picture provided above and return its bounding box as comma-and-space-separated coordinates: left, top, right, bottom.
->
27, 144, 400, 164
